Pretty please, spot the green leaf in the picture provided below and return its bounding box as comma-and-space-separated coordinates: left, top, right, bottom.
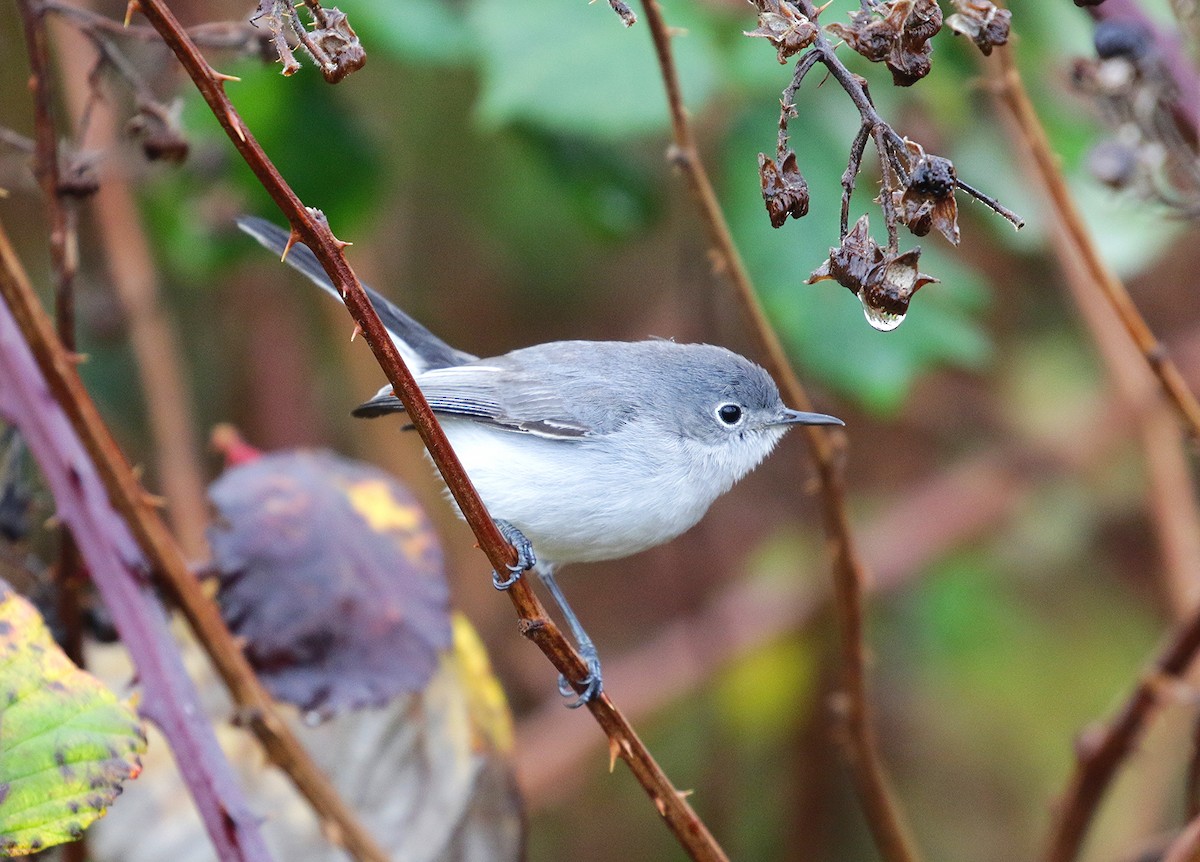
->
467, 0, 721, 139
0, 581, 145, 856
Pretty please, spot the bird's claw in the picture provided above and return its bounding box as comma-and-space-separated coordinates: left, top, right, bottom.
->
491, 519, 535, 591
558, 648, 603, 708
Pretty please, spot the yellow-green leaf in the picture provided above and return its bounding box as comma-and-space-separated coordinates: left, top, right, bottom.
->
0, 581, 145, 856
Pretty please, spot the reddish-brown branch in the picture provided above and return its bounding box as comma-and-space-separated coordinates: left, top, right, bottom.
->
49, 13, 210, 558
129, 0, 728, 857
1044, 602, 1200, 862
987, 38, 1200, 862
638, 3, 920, 862
0, 222, 390, 862
17, 14, 89, 828
17, 0, 78, 342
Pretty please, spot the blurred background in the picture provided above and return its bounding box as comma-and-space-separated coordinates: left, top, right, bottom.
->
1, 0, 1197, 859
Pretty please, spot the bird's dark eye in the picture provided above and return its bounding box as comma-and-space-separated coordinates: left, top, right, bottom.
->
717, 404, 743, 425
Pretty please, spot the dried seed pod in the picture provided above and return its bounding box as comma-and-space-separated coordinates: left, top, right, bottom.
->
808, 215, 938, 331
744, 0, 818, 63
896, 141, 960, 244
946, 0, 1012, 56
759, 150, 810, 227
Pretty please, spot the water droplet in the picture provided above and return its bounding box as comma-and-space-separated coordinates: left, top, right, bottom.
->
858, 292, 906, 331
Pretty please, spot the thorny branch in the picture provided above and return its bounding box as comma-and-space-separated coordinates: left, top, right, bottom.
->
639, 2, 920, 862
127, 0, 729, 858
0, 224, 274, 862
16, 12, 89, 839
0, 215, 392, 862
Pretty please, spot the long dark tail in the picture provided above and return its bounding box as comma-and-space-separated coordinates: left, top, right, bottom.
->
236, 216, 476, 372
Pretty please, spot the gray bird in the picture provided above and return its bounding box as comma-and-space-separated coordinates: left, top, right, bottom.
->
239, 216, 843, 705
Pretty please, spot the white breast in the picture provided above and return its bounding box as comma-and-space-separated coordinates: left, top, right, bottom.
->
435, 418, 785, 566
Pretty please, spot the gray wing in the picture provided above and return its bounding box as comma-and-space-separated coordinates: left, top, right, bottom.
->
236, 216, 477, 372
355, 362, 627, 439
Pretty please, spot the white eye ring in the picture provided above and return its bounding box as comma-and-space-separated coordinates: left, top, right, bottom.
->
716, 403, 744, 426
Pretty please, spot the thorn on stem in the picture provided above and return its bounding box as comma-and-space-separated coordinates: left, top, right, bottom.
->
122, 0, 140, 27
225, 108, 245, 142
281, 229, 300, 262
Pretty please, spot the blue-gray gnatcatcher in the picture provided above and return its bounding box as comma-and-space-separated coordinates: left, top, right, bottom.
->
238, 217, 843, 706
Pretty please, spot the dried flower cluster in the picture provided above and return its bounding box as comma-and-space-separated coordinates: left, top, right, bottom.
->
127, 100, 189, 164
891, 140, 960, 244
255, 0, 365, 83
825, 0, 943, 87
808, 216, 938, 331
1071, 19, 1200, 212
744, 0, 1022, 330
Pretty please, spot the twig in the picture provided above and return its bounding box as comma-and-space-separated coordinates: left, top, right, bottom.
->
638, 3, 920, 862
0, 222, 274, 862
17, 14, 89, 837
128, 0, 729, 857
51, 8, 210, 558
17, 0, 78, 339
1042, 598, 1200, 862
1163, 813, 1200, 862
991, 44, 1200, 441
0, 219, 391, 859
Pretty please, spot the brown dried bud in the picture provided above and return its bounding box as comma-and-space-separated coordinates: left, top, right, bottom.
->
759, 150, 809, 227
896, 140, 959, 244
57, 157, 99, 199
745, 0, 818, 63
826, 0, 941, 87
311, 8, 366, 84
808, 215, 938, 330
127, 101, 190, 164
946, 0, 1012, 56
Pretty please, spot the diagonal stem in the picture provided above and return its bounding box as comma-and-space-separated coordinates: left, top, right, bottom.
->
128, 0, 729, 858
639, 2, 921, 862
991, 43, 1200, 441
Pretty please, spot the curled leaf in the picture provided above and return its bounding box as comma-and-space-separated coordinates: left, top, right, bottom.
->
207, 449, 451, 719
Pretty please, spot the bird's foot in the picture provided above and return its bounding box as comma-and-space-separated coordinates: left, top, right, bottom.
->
491, 519, 535, 590
557, 644, 603, 708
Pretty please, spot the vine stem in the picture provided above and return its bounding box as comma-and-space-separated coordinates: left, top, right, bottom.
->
129, 0, 728, 857
639, 3, 921, 862
991, 44, 1200, 441
986, 38, 1200, 862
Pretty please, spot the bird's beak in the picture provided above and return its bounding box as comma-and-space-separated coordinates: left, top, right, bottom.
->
774, 408, 844, 427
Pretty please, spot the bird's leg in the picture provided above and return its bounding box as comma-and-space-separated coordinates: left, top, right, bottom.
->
537, 564, 603, 708
491, 519, 535, 589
